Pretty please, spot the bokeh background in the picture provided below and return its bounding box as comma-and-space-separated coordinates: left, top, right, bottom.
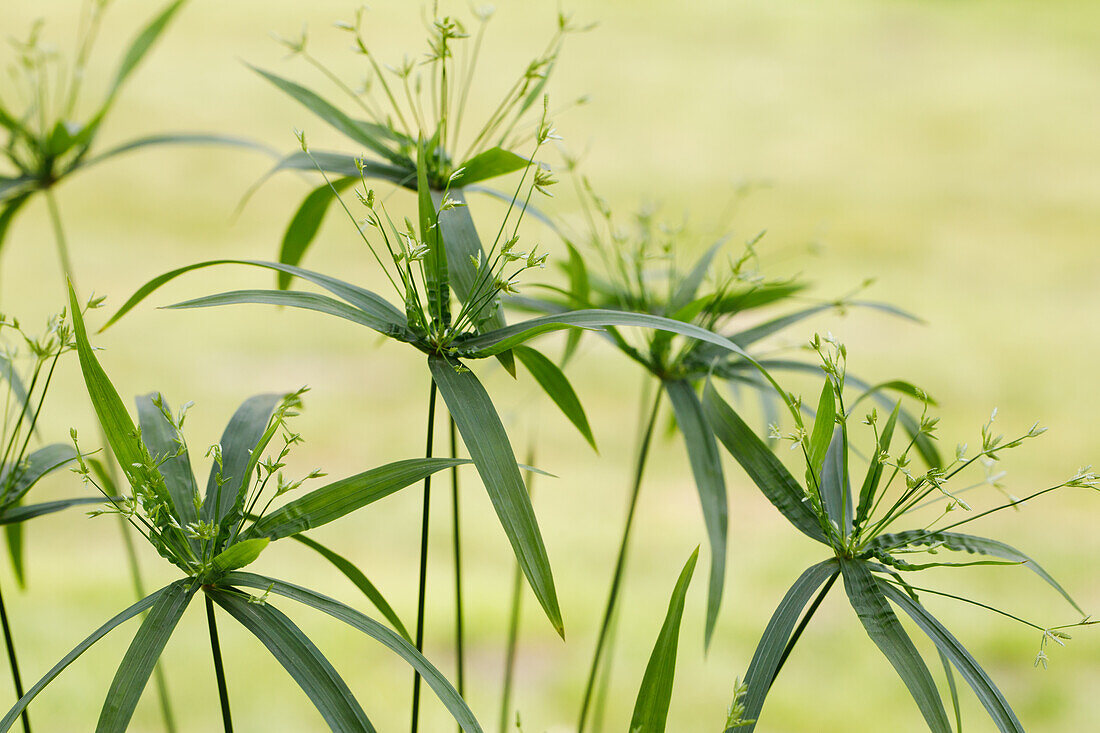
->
1, 0, 1098, 730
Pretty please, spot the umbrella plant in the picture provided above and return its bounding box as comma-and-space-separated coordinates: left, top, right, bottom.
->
509, 178, 937, 731
705, 335, 1097, 732
0, 283, 481, 732
0, 0, 267, 286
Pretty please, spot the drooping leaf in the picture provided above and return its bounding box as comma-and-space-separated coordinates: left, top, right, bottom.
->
702, 382, 827, 544
2, 444, 78, 507
201, 393, 282, 549
664, 380, 726, 647
220, 572, 482, 732
291, 534, 412, 644
96, 580, 197, 732
840, 559, 951, 733
250, 65, 407, 167
871, 530, 1082, 614
277, 178, 357, 290
450, 147, 529, 188
0, 497, 111, 524
244, 458, 466, 541
74, 133, 276, 173
429, 355, 563, 637
629, 547, 698, 733
254, 150, 413, 187
819, 427, 852, 537
513, 346, 595, 449
879, 579, 1024, 733
739, 559, 838, 732
209, 537, 270, 579
102, 259, 409, 338
209, 588, 375, 732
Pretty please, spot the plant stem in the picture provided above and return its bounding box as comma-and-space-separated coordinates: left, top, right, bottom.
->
498, 446, 536, 733
45, 191, 177, 733
205, 594, 233, 733
411, 381, 438, 733
0, 578, 29, 733
769, 572, 838, 689
43, 189, 74, 289
577, 386, 663, 733
449, 418, 465, 717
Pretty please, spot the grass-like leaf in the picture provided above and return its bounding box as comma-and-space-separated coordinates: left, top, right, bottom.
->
210, 537, 269, 578
628, 547, 698, 733
0, 497, 109, 524
513, 346, 595, 449
840, 559, 951, 733
429, 355, 563, 637
418, 135, 450, 327
664, 380, 726, 647
450, 148, 528, 188
2, 444, 77, 508
96, 579, 197, 732
277, 178, 357, 290
136, 393, 199, 537
819, 427, 852, 536
209, 588, 375, 732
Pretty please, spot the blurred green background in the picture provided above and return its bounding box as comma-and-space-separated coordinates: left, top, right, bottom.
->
1, 0, 1098, 730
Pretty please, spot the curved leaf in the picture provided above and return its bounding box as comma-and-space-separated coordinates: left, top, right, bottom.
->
210, 537, 270, 578
245, 457, 467, 541
136, 393, 199, 536
855, 400, 901, 530
669, 239, 727, 312
702, 382, 827, 544
96, 580, 197, 732
256, 150, 413, 185
0, 497, 110, 524
0, 582, 174, 733
208, 588, 374, 732
629, 547, 699, 733
513, 346, 595, 449
220, 572, 482, 732
3, 444, 77, 506
739, 559, 838, 732
277, 178, 357, 290
878, 579, 1023, 733
871, 530, 1082, 614
74, 133, 276, 173
429, 356, 563, 637
840, 559, 951, 733
665, 380, 726, 647
291, 534, 412, 644
450, 147, 528, 188
819, 427, 852, 537
0, 193, 32, 254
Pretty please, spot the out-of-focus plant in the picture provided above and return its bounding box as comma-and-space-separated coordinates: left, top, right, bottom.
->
0, 283, 480, 733
510, 178, 936, 731
0, 0, 268, 285
705, 335, 1097, 732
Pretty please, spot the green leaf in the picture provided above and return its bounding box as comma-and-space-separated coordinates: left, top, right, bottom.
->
819, 427, 852, 537
102, 259, 409, 337
208, 588, 375, 732
74, 133, 276, 173
729, 305, 833, 349
96, 580, 197, 732
3, 444, 77, 507
136, 393, 199, 536
429, 355, 563, 637
840, 559, 951, 733
450, 147, 529, 188
0, 497, 110, 524
664, 380, 727, 647
220, 572, 482, 732
871, 530, 1082, 614
291, 534, 412, 644
250, 65, 407, 167
201, 393, 282, 549
256, 150, 414, 187
245, 457, 467, 541
879, 579, 1024, 733
210, 537, 270, 578
0, 582, 175, 733
0, 193, 32, 255
739, 559, 838, 732
807, 380, 836, 476
629, 547, 699, 733
0, 355, 28, 411
668, 239, 727, 312
168, 289, 410, 339
855, 400, 901, 530
561, 242, 590, 364
277, 178, 357, 290
513, 346, 595, 449
702, 383, 827, 545
4, 523, 22, 588
418, 136, 450, 327
712, 282, 808, 315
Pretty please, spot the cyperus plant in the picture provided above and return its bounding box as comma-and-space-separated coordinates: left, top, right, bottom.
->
0, 283, 484, 732
705, 335, 1097, 732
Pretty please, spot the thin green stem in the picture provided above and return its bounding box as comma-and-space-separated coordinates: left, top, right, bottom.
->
205, 594, 233, 733
577, 386, 663, 733
499, 446, 536, 733
769, 572, 838, 689
43, 190, 74, 289
449, 418, 465, 718
0, 578, 30, 733
410, 381, 438, 733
